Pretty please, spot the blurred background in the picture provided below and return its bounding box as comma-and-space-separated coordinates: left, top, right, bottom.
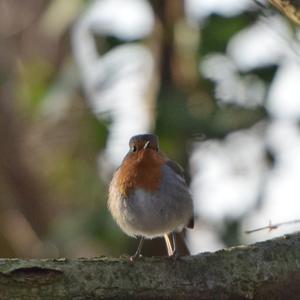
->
1, 0, 300, 258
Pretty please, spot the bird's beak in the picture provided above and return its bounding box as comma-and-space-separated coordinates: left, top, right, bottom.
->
143, 141, 150, 149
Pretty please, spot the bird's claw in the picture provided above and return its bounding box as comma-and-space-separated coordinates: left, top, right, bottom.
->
129, 254, 142, 263
169, 249, 179, 261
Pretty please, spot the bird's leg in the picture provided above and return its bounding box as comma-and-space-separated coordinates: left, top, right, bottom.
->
170, 232, 179, 259
164, 234, 173, 256
130, 237, 144, 262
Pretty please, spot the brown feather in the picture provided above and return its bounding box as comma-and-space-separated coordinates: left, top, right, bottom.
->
116, 149, 165, 197
166, 160, 194, 229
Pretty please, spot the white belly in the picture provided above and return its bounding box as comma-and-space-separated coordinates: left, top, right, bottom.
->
110, 191, 192, 238
108, 164, 193, 238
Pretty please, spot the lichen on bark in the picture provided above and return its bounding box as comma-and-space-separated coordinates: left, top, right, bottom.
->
0, 233, 300, 299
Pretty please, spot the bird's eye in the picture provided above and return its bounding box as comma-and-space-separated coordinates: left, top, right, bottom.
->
132, 146, 137, 152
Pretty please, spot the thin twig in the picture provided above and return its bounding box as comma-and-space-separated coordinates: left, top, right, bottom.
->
252, 0, 269, 11
245, 219, 300, 234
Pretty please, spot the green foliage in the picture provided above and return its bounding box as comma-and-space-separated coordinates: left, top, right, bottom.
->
200, 13, 257, 55
17, 60, 55, 117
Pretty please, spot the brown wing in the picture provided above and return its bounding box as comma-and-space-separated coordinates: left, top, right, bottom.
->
165, 159, 185, 178
165, 159, 194, 229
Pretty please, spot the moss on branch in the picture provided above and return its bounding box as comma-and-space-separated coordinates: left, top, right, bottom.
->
1, 232, 300, 299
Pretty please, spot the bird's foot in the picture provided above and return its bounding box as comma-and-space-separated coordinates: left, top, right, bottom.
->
169, 249, 179, 261
129, 253, 142, 263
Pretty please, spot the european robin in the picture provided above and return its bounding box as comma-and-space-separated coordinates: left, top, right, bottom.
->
108, 134, 194, 260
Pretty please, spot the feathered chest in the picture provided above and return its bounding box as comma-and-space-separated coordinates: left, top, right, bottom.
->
114, 150, 165, 197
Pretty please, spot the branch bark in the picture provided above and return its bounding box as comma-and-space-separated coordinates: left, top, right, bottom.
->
1, 232, 300, 299
269, 0, 300, 25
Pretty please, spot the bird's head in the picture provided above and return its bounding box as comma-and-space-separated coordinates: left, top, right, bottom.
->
128, 134, 159, 154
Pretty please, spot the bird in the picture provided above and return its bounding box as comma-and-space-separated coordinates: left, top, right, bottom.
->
108, 134, 194, 260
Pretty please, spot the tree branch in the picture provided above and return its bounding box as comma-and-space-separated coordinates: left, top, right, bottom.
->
1, 232, 300, 299
269, 0, 300, 25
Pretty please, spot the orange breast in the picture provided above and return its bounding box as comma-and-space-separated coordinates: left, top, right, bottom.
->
116, 150, 165, 197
